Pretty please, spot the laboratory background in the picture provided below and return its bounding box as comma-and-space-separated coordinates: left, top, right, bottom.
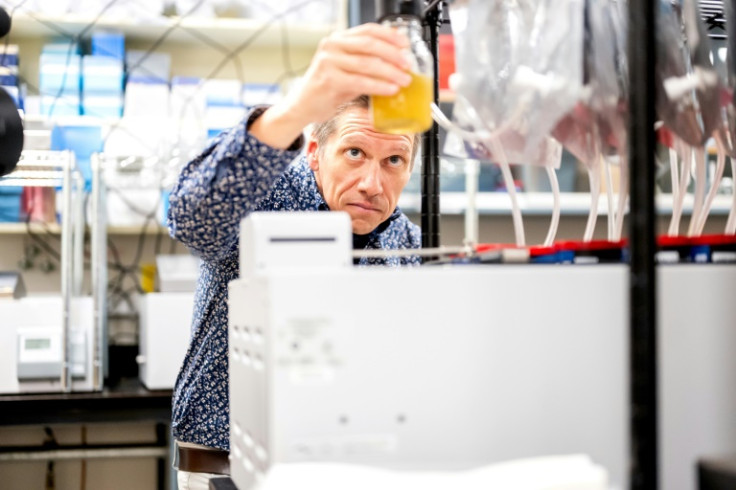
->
0, 0, 735, 489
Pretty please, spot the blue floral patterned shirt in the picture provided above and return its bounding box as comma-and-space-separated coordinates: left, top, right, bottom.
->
167, 108, 421, 450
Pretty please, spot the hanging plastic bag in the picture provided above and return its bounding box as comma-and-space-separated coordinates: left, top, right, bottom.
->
722, 0, 736, 234
443, 0, 583, 247
656, 0, 715, 147
451, 0, 584, 158
657, 0, 722, 236
434, 95, 563, 247
551, 0, 629, 241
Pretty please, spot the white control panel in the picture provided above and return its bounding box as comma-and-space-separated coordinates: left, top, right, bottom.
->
17, 327, 62, 379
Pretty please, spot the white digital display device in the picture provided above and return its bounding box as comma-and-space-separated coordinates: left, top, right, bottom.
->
17, 327, 62, 380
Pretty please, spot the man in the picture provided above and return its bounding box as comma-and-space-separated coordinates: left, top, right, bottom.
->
167, 23, 422, 490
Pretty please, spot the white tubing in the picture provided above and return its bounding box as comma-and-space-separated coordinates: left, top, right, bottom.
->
584, 164, 601, 243
613, 151, 629, 241
669, 144, 692, 236
688, 147, 707, 237
544, 165, 560, 247
488, 136, 526, 247
464, 159, 480, 246
669, 146, 679, 211
604, 154, 616, 240
430, 102, 492, 143
694, 136, 726, 236
430, 102, 527, 245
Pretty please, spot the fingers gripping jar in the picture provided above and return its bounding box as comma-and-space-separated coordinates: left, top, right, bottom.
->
372, 0, 434, 134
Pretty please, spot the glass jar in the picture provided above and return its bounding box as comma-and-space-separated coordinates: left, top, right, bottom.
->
371, 13, 434, 135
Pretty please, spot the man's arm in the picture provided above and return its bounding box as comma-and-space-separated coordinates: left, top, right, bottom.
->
167, 23, 411, 261
167, 109, 301, 262
250, 22, 412, 149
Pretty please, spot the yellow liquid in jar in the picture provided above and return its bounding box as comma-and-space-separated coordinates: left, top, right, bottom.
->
371, 72, 433, 134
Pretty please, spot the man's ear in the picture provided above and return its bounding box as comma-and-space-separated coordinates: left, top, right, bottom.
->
306, 138, 320, 171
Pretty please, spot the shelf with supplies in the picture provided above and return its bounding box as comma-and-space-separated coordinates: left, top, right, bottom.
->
3, 0, 348, 127
6, 9, 345, 49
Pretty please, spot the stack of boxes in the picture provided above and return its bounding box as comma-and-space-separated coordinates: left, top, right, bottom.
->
204, 78, 244, 139
170, 76, 208, 159
0, 44, 20, 109
33, 29, 285, 200
124, 50, 170, 118
1, 44, 25, 222
4, 27, 290, 224
82, 31, 125, 118
0, 43, 32, 222
39, 42, 82, 117
39, 31, 125, 118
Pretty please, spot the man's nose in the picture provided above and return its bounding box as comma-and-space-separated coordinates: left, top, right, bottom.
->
357, 161, 383, 196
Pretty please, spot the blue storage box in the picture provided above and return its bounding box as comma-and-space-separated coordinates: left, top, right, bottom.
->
91, 31, 125, 61
40, 53, 82, 93
0, 186, 23, 222
51, 125, 103, 188
42, 40, 81, 56
82, 93, 124, 118
0, 44, 19, 67
41, 95, 81, 117
82, 55, 124, 93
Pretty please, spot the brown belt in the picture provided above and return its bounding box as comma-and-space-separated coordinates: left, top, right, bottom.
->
175, 444, 230, 475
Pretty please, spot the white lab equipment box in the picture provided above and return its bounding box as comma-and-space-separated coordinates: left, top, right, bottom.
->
0, 295, 95, 394
229, 263, 736, 490
228, 265, 629, 489
137, 292, 194, 390
239, 211, 351, 277
156, 254, 201, 292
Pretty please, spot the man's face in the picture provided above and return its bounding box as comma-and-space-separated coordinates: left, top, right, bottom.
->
307, 108, 414, 235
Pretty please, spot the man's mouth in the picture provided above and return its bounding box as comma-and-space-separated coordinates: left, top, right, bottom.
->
349, 202, 381, 213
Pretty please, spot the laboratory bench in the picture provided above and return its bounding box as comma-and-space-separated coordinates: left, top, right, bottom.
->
0, 377, 172, 426
0, 377, 174, 490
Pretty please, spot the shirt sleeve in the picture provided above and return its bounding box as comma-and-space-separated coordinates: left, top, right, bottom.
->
167, 106, 305, 262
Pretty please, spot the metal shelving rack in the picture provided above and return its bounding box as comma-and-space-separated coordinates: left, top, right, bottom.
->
91, 153, 109, 391
420, 0, 444, 250
0, 150, 98, 392
89, 152, 167, 389
627, 2, 729, 488
627, 1, 658, 489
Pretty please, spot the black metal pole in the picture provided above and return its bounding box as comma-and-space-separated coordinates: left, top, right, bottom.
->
421, 1, 442, 249
627, 0, 658, 488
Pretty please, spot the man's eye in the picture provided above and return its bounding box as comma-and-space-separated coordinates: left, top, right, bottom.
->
388, 155, 405, 166
346, 148, 363, 158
